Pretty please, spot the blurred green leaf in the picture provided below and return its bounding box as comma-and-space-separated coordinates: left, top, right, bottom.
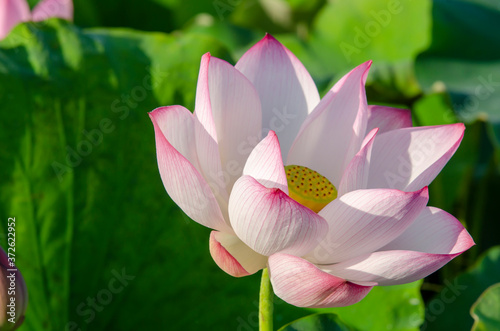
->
307, 281, 424, 331
305, 0, 431, 99
415, 0, 500, 146
0, 19, 271, 331
424, 246, 500, 331
471, 283, 500, 331
278, 313, 355, 331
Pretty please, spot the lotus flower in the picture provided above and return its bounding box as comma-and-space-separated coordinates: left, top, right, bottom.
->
149, 34, 474, 308
0, 0, 73, 40
0, 246, 27, 331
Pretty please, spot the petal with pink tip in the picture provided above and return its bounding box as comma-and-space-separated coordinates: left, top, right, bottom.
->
209, 231, 268, 277
367, 123, 465, 191
150, 106, 232, 233
306, 187, 429, 264
287, 62, 371, 187
380, 207, 475, 254
0, 0, 30, 40
243, 130, 288, 193
338, 128, 378, 195
32, 0, 73, 21
366, 105, 412, 135
268, 253, 373, 308
235, 34, 320, 159
323, 247, 472, 286
229, 176, 327, 256
195, 53, 262, 194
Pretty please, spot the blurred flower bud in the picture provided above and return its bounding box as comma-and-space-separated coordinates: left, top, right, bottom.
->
0, 246, 27, 331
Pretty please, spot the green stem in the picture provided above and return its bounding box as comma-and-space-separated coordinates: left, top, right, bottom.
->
259, 268, 274, 331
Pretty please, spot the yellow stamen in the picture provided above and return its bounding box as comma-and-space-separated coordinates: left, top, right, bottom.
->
285, 165, 337, 213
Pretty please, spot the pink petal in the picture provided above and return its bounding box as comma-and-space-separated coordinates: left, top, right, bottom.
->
151, 106, 200, 171
194, 53, 262, 195
323, 248, 472, 286
243, 130, 288, 193
209, 231, 268, 277
268, 253, 373, 308
229, 176, 327, 256
32, 0, 73, 21
338, 128, 378, 195
380, 206, 475, 254
367, 123, 465, 191
235, 34, 320, 159
150, 106, 232, 233
287, 62, 371, 187
306, 187, 429, 264
366, 105, 412, 135
0, 0, 30, 40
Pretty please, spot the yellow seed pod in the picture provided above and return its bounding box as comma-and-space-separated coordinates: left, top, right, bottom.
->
285, 165, 338, 213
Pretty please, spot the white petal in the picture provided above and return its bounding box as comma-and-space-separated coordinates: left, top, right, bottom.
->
306, 187, 429, 264
367, 124, 465, 191
243, 131, 288, 193
209, 231, 267, 277
229, 176, 327, 256
235, 34, 320, 159
194, 53, 263, 198
287, 62, 371, 187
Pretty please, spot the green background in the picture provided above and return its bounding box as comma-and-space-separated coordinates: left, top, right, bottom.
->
1, 0, 499, 330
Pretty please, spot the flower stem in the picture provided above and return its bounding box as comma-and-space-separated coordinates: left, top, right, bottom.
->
259, 268, 273, 331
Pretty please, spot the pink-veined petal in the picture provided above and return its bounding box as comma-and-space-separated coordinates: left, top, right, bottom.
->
209, 231, 268, 277
287, 61, 371, 187
229, 176, 327, 256
380, 206, 475, 254
0, 0, 30, 40
243, 130, 288, 193
150, 106, 232, 233
338, 128, 378, 195
194, 53, 262, 195
306, 187, 429, 264
367, 123, 465, 191
32, 0, 73, 21
323, 246, 473, 286
235, 34, 320, 160
268, 253, 373, 308
366, 105, 412, 135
